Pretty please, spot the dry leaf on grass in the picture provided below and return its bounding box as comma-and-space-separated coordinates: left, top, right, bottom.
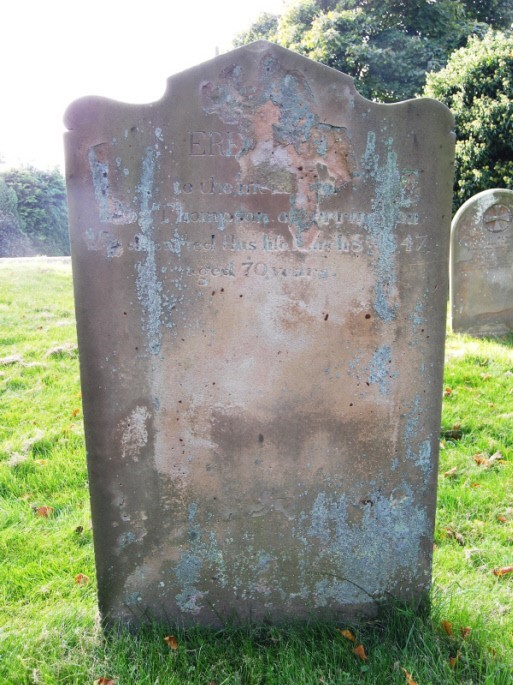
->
94, 679, 115, 685
446, 527, 465, 546
460, 627, 471, 639
443, 387, 452, 397
164, 635, 179, 650
444, 467, 458, 478
474, 452, 504, 469
497, 515, 507, 523
337, 628, 356, 642
449, 651, 461, 668
34, 506, 53, 518
353, 644, 367, 661
401, 667, 418, 685
74, 573, 89, 585
442, 620, 453, 636
493, 565, 513, 577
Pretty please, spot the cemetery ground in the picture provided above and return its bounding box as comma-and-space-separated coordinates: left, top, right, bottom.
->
0, 259, 512, 685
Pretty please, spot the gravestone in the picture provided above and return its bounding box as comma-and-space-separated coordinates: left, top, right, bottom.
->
64, 41, 454, 626
451, 188, 513, 336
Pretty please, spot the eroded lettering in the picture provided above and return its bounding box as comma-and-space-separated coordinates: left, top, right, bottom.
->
189, 131, 244, 157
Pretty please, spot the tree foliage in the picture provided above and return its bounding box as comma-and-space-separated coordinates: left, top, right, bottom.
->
424, 30, 513, 210
461, 0, 513, 26
0, 167, 70, 255
0, 178, 20, 222
234, 0, 511, 102
235, 12, 279, 45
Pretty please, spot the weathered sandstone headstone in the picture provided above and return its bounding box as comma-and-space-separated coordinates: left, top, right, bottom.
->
64, 41, 454, 625
451, 188, 513, 336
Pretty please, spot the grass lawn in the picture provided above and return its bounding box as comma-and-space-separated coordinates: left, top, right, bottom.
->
0, 258, 512, 684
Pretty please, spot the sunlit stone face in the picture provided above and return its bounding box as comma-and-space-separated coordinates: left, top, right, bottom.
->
65, 41, 454, 626
451, 188, 513, 336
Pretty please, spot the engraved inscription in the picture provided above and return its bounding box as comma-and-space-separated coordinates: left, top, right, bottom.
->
172, 260, 334, 286
189, 130, 244, 157
65, 40, 455, 627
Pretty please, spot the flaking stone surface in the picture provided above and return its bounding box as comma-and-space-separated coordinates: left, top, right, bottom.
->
64, 41, 455, 626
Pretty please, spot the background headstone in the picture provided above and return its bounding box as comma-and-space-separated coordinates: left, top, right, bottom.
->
451, 188, 513, 336
64, 41, 454, 625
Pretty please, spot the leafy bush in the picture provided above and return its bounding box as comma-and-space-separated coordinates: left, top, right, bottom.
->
0, 167, 70, 256
424, 31, 513, 210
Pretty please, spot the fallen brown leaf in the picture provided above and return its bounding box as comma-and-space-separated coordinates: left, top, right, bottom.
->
94, 679, 115, 685
449, 651, 461, 668
443, 387, 452, 397
338, 628, 356, 643
35, 506, 53, 518
353, 644, 367, 661
164, 635, 179, 650
497, 515, 507, 523
442, 620, 453, 636
444, 467, 459, 478
72, 408, 81, 417
401, 667, 418, 685
446, 528, 465, 546
74, 573, 89, 585
474, 454, 489, 466
493, 565, 513, 577
474, 452, 504, 469
460, 627, 471, 639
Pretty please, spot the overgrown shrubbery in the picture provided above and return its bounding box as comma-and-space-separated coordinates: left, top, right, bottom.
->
424, 31, 513, 210
0, 167, 69, 256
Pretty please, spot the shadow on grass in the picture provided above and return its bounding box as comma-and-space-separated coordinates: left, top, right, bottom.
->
481, 332, 513, 349
93, 600, 512, 684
